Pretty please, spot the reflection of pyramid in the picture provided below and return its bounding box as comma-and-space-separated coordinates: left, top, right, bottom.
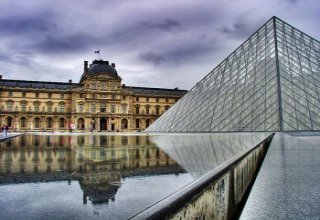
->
147, 17, 320, 132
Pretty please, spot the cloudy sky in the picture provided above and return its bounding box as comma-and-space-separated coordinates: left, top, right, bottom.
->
0, 0, 319, 90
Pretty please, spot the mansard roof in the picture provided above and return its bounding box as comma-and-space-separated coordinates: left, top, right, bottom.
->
124, 86, 187, 97
0, 78, 187, 96
0, 79, 75, 90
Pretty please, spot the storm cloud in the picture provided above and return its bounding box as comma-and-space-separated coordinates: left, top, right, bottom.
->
0, 0, 319, 89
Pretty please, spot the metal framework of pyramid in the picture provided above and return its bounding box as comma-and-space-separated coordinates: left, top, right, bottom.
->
147, 17, 320, 132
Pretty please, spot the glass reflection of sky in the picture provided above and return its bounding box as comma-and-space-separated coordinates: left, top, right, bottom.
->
0, 133, 269, 219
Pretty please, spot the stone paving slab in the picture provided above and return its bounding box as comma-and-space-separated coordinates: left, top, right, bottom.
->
240, 133, 320, 219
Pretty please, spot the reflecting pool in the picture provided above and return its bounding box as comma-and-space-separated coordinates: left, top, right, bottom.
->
0, 133, 268, 219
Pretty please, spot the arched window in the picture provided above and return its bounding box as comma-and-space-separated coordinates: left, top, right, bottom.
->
59, 118, 65, 129
77, 118, 85, 130
20, 117, 27, 128
46, 117, 53, 128
34, 117, 41, 129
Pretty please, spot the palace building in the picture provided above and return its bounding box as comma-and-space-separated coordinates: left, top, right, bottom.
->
0, 59, 187, 132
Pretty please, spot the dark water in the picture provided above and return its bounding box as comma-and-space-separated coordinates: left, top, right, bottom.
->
0, 133, 268, 219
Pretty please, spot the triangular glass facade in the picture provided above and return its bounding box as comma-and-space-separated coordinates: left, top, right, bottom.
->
147, 17, 320, 132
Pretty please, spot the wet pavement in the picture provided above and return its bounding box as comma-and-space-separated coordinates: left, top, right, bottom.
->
240, 132, 320, 219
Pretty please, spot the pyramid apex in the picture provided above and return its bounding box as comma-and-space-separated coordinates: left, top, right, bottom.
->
147, 16, 320, 132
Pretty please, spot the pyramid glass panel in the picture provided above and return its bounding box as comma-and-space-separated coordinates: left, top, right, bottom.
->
147, 17, 320, 132
276, 18, 320, 131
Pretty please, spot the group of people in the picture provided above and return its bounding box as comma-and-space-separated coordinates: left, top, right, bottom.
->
1, 125, 9, 136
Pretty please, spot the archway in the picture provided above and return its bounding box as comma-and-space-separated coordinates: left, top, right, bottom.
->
6, 116, 13, 127
77, 118, 85, 130
100, 118, 107, 131
146, 119, 151, 128
59, 118, 65, 129
121, 118, 128, 130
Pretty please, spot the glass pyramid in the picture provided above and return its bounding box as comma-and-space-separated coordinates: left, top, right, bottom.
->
147, 17, 320, 132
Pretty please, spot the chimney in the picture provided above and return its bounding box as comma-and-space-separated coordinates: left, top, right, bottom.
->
69, 79, 72, 84
111, 63, 116, 68
106, 61, 109, 65
122, 84, 126, 87
84, 61, 88, 73
0, 75, 2, 80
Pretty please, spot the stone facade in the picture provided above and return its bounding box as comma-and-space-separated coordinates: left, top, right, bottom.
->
0, 60, 187, 132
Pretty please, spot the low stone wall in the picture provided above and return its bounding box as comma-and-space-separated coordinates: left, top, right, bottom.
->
130, 133, 274, 220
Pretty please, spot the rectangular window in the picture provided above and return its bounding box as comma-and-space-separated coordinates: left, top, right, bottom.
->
8, 91, 13, 97
48, 93, 52, 98
60, 93, 64, 99
21, 103, 26, 112
136, 119, 140, 129
79, 104, 83, 113
22, 92, 26, 98
7, 103, 13, 111
111, 105, 115, 113
60, 105, 64, 112
100, 103, 106, 112
34, 105, 39, 112
21, 118, 26, 128
48, 105, 52, 112
35, 93, 39, 98
122, 105, 127, 114
91, 103, 96, 113
146, 97, 149, 102
59, 118, 65, 128
136, 97, 139, 102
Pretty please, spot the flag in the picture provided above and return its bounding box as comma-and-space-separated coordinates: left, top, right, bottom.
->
94, 50, 100, 54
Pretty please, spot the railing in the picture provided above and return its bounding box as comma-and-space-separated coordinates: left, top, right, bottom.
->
130, 133, 274, 220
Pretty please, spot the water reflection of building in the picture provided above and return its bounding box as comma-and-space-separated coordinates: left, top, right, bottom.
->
0, 135, 184, 204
